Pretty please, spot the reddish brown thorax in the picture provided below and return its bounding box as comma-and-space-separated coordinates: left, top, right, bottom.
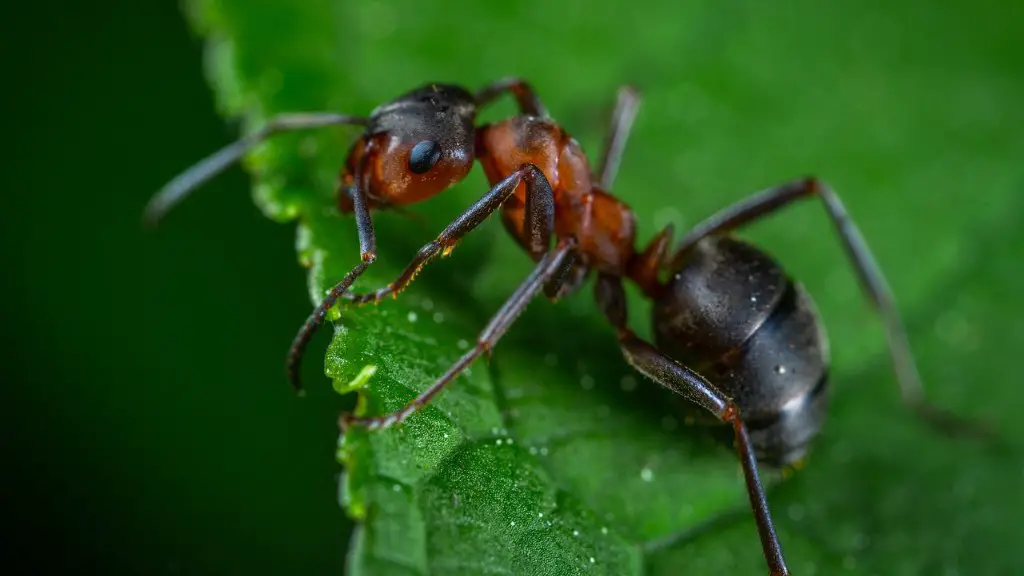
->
335, 82, 659, 298
476, 115, 639, 277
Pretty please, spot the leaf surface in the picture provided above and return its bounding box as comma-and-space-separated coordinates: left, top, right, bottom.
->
187, 0, 1024, 573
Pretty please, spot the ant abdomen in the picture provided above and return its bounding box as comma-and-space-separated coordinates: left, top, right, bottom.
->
653, 235, 831, 466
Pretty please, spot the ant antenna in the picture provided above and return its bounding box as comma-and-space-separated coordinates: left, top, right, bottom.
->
142, 112, 368, 227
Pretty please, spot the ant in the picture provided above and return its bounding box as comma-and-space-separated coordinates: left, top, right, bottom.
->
145, 78, 986, 575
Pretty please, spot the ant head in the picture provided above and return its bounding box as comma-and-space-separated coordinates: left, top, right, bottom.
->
352, 83, 477, 208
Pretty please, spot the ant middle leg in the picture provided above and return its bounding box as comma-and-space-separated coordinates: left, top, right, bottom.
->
626, 224, 675, 299
670, 177, 991, 437
342, 164, 556, 305
594, 274, 789, 576
340, 236, 577, 431
593, 85, 673, 299
595, 85, 642, 191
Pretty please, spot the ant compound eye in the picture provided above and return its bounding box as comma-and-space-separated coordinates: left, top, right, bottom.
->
408, 140, 442, 174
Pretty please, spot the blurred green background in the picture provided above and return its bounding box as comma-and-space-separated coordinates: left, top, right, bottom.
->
6, 0, 1023, 574
7, 1, 348, 574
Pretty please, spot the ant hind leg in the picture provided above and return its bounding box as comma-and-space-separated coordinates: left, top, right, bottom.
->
594, 274, 789, 576
669, 177, 994, 439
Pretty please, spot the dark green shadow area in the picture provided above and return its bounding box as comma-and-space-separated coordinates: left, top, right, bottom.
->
5, 2, 351, 574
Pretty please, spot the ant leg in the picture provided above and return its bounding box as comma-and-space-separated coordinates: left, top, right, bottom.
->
623, 329, 789, 576
671, 177, 990, 437
142, 112, 368, 226
594, 275, 788, 576
542, 250, 582, 300
626, 224, 675, 299
595, 85, 642, 191
287, 155, 379, 392
474, 77, 548, 117
343, 163, 555, 305
341, 237, 577, 430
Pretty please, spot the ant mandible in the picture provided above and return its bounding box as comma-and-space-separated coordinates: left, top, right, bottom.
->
145, 78, 983, 576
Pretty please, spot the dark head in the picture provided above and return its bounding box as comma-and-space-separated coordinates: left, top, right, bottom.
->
340, 83, 477, 210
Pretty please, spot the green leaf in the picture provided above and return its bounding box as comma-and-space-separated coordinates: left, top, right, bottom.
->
186, 0, 1024, 574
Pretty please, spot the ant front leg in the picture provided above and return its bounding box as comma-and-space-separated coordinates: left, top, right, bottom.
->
286, 152, 380, 392
594, 275, 789, 576
474, 77, 548, 117
670, 177, 992, 438
143, 109, 378, 394
341, 237, 576, 430
342, 164, 555, 305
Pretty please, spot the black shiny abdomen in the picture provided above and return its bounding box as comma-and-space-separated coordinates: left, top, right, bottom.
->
653, 235, 831, 466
